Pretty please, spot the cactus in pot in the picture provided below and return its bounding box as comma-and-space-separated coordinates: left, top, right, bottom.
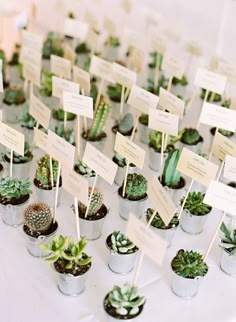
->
3, 85, 25, 105
24, 202, 53, 234
34, 154, 59, 190
162, 149, 184, 188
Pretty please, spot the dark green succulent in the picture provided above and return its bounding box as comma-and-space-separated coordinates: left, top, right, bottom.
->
40, 69, 53, 97
9, 44, 20, 65
3, 86, 25, 105
121, 173, 147, 200
172, 75, 188, 86
220, 222, 236, 255
113, 152, 127, 168
146, 75, 168, 95
110, 231, 137, 254
105, 36, 120, 47
75, 42, 90, 54
5, 142, 33, 164
200, 89, 221, 102
91, 81, 98, 107
0, 177, 32, 203
83, 56, 91, 72
148, 51, 163, 69
149, 131, 176, 153
87, 102, 110, 140
171, 249, 208, 278
52, 108, 76, 121
107, 83, 122, 102
162, 149, 181, 187
74, 160, 95, 177
180, 192, 211, 216
42, 31, 64, 59
138, 114, 149, 126
35, 154, 59, 189
181, 128, 202, 145
20, 110, 37, 129
146, 208, 179, 229
50, 124, 75, 145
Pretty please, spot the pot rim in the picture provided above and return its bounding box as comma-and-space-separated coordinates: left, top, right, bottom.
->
182, 207, 211, 217
23, 220, 59, 240
0, 194, 30, 208
171, 267, 205, 280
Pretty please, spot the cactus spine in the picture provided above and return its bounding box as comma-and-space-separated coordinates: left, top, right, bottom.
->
88, 103, 110, 140
24, 202, 53, 233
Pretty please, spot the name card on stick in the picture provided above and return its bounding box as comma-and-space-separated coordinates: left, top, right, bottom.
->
52, 76, 80, 100
127, 85, 159, 114
148, 109, 179, 136
0, 122, 24, 155
89, 56, 112, 82
159, 88, 185, 118
30, 94, 51, 129
0, 60, 3, 93
114, 132, 145, 169
230, 98, 236, 111
112, 63, 137, 88
22, 30, 43, 52
20, 47, 41, 67
33, 128, 49, 153
204, 181, 236, 216
176, 147, 218, 186
124, 29, 144, 50
224, 155, 236, 181
148, 177, 176, 226
212, 132, 236, 161
199, 103, 236, 132
73, 66, 90, 93
150, 31, 167, 55
51, 55, 71, 79
63, 92, 93, 118
23, 62, 41, 87
48, 130, 75, 169
194, 68, 227, 95
83, 143, 118, 184
126, 214, 167, 266
162, 54, 185, 79
104, 16, 116, 36
64, 44, 76, 65
64, 18, 89, 40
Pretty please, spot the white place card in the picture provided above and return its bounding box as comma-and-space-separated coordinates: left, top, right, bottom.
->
114, 132, 145, 169
121, 0, 132, 14
20, 47, 42, 67
176, 147, 219, 186
84, 10, 99, 29
51, 55, 71, 79
0, 122, 24, 155
104, 16, 116, 36
63, 92, 93, 118
82, 143, 118, 185
89, 56, 112, 82
199, 102, 236, 132
64, 44, 76, 65
23, 62, 41, 87
112, 63, 137, 88
194, 68, 227, 95
48, 130, 75, 170
30, 94, 51, 129
161, 53, 185, 79
126, 213, 167, 266
127, 47, 145, 72
87, 29, 99, 51
22, 30, 43, 52
230, 98, 236, 111
212, 132, 236, 161
150, 31, 167, 55
73, 66, 90, 93
217, 60, 236, 84
127, 85, 159, 114
33, 128, 48, 153
0, 59, 3, 93
224, 155, 236, 181
204, 181, 236, 216
64, 18, 89, 40
124, 29, 145, 50
52, 76, 80, 100
159, 87, 185, 118
148, 109, 179, 136
185, 40, 203, 56
148, 177, 176, 226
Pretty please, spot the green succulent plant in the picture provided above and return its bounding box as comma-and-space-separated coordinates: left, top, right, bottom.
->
42, 31, 64, 59
122, 173, 147, 200
35, 154, 59, 189
5, 142, 33, 164
9, 44, 20, 65
171, 249, 208, 278
90, 81, 98, 107
87, 102, 110, 140
75, 42, 90, 54
200, 89, 221, 102
162, 149, 181, 187
74, 160, 95, 177
20, 110, 37, 129
113, 152, 127, 168
138, 114, 149, 126
181, 192, 211, 216
78, 188, 103, 216
40, 69, 53, 97
50, 124, 75, 145
24, 202, 53, 233
220, 222, 236, 255
172, 75, 188, 86
146, 75, 168, 95
83, 56, 91, 72
40, 235, 92, 273
110, 231, 137, 254
105, 36, 120, 47
52, 108, 76, 121
0, 177, 32, 203
148, 51, 163, 69
181, 128, 201, 145
149, 131, 176, 153
107, 83, 122, 102
104, 283, 145, 317
222, 99, 231, 109
3, 86, 25, 105
146, 208, 179, 229
118, 113, 133, 134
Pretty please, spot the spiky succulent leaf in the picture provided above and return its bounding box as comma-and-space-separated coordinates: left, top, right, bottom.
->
162, 149, 181, 187
220, 222, 236, 255
181, 192, 211, 216
78, 188, 103, 216
0, 177, 31, 201
123, 173, 147, 199
88, 102, 110, 139
35, 154, 59, 188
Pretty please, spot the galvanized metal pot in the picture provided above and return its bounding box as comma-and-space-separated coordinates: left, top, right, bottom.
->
220, 249, 236, 276
4, 157, 33, 179
34, 183, 62, 208
114, 165, 136, 186
0, 197, 30, 227
171, 270, 202, 298
180, 209, 209, 235
138, 122, 151, 144
149, 148, 167, 172
149, 225, 178, 248
163, 178, 186, 206
3, 102, 26, 123
118, 194, 147, 221
79, 209, 108, 240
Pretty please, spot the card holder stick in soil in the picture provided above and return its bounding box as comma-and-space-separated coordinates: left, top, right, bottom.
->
49, 155, 54, 189
208, 127, 219, 161
95, 78, 104, 112
81, 88, 88, 133
53, 162, 61, 223
159, 132, 165, 182
216, 157, 225, 181
23, 79, 28, 95
167, 75, 173, 92
74, 196, 80, 241
196, 89, 209, 131
10, 149, 13, 177
154, 53, 161, 89
178, 178, 194, 220
130, 113, 140, 141
32, 122, 39, 148
119, 85, 125, 120
84, 173, 98, 219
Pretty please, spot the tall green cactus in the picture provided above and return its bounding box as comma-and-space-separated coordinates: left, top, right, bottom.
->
162, 149, 181, 187
88, 103, 110, 140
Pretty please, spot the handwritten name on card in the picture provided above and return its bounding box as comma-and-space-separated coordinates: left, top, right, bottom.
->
127, 85, 159, 114
126, 214, 167, 266
64, 18, 89, 40
148, 177, 176, 226
33, 128, 48, 153
62, 169, 88, 205
204, 181, 236, 216
22, 30, 43, 52
148, 109, 179, 136
48, 130, 75, 170
212, 132, 236, 161
176, 147, 218, 186
20, 47, 41, 67
83, 143, 117, 185
63, 92, 93, 118
194, 68, 227, 95
112, 63, 137, 88
51, 55, 71, 79
199, 103, 236, 132
23, 62, 41, 86
224, 155, 236, 181
114, 132, 145, 169
0, 122, 24, 155
89, 56, 112, 82
159, 88, 185, 118
73, 66, 90, 93
52, 76, 80, 100
30, 94, 51, 129
161, 54, 185, 79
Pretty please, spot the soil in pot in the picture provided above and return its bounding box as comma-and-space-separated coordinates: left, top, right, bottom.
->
23, 220, 58, 238
54, 253, 91, 276
118, 187, 147, 202
210, 127, 234, 138
34, 177, 62, 191
160, 176, 186, 190
82, 130, 107, 142
111, 124, 134, 137
79, 204, 108, 221
0, 193, 29, 206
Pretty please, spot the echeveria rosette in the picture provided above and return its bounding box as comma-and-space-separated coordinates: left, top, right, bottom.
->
220, 222, 236, 255
0, 177, 32, 202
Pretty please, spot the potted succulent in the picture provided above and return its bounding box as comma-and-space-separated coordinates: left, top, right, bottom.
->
82, 102, 110, 152
34, 154, 61, 208
50, 124, 76, 146
19, 110, 37, 144
147, 51, 163, 80
4, 142, 33, 178
219, 222, 236, 276
118, 173, 148, 221
74, 160, 97, 187
200, 89, 221, 102
0, 177, 32, 226
107, 83, 128, 119
75, 187, 108, 240
146, 208, 179, 247
179, 128, 203, 153
104, 36, 120, 62
172, 75, 188, 87
2, 85, 26, 123
111, 113, 134, 145
40, 235, 92, 296
171, 249, 208, 298
180, 192, 212, 234
23, 202, 58, 257
103, 283, 145, 321
42, 31, 64, 60
112, 152, 136, 186
146, 75, 168, 95
138, 114, 151, 144
75, 42, 90, 68
52, 108, 76, 126
40, 69, 53, 97
106, 230, 139, 274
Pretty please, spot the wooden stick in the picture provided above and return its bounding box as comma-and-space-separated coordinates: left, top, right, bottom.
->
203, 212, 226, 262
84, 173, 98, 219
178, 179, 194, 220
216, 159, 225, 181
32, 121, 39, 147
53, 162, 61, 222
77, 116, 81, 159
119, 85, 125, 119
122, 162, 130, 198
23, 79, 28, 95
81, 88, 88, 133
94, 78, 104, 112
10, 150, 13, 177
49, 155, 54, 190
167, 75, 173, 92
124, 87, 130, 102
186, 92, 196, 111
203, 89, 209, 103
74, 197, 80, 241
209, 91, 216, 103
208, 127, 218, 161
130, 113, 140, 141
154, 53, 160, 90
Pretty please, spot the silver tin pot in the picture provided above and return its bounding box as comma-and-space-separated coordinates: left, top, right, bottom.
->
20, 127, 34, 146
163, 178, 186, 206
180, 209, 209, 235
138, 122, 151, 144
34, 183, 62, 208
23, 221, 58, 257
56, 267, 90, 296
220, 249, 236, 276
3, 102, 26, 124
150, 225, 178, 248
1, 197, 30, 227
81, 136, 107, 153
118, 193, 147, 221
4, 158, 33, 179
79, 210, 107, 240
149, 148, 167, 172
105, 46, 119, 62
110, 101, 130, 120
171, 270, 202, 299
114, 165, 136, 186
179, 140, 203, 154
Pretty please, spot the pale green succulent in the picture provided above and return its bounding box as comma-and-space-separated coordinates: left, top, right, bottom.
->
146, 208, 179, 229
50, 125, 75, 145
74, 160, 95, 177
0, 177, 32, 202
181, 192, 211, 216
20, 110, 37, 129
220, 222, 236, 255
110, 231, 137, 254
5, 142, 33, 164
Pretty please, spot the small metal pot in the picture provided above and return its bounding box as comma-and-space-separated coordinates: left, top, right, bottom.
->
149, 148, 167, 172
138, 122, 151, 144
4, 157, 33, 179
171, 270, 202, 299
34, 183, 62, 208
3, 102, 26, 124
79, 209, 108, 240
118, 194, 147, 221
110, 101, 130, 120
20, 127, 34, 146
179, 140, 203, 154
149, 225, 178, 248
23, 221, 58, 257
114, 165, 136, 186
81, 135, 107, 153
220, 249, 236, 276
0, 197, 30, 227
180, 209, 209, 235
163, 179, 186, 206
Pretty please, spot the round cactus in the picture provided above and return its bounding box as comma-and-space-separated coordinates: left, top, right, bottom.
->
79, 188, 103, 216
181, 128, 201, 145
24, 202, 53, 233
